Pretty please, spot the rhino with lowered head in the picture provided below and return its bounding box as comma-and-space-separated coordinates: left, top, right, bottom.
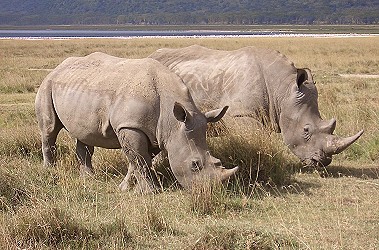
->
149, 45, 363, 168
35, 52, 238, 193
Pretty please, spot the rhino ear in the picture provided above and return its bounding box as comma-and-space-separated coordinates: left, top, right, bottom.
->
173, 102, 191, 123
205, 106, 229, 123
297, 68, 313, 87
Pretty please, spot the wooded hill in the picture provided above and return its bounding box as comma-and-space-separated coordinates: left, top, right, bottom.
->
0, 0, 378, 26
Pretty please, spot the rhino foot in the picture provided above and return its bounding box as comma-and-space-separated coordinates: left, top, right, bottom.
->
119, 176, 158, 194
79, 165, 95, 177
119, 179, 132, 192
133, 180, 158, 195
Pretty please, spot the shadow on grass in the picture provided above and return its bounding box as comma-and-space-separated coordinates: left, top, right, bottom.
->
305, 164, 379, 179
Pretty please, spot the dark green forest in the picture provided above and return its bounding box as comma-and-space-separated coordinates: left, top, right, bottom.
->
0, 0, 378, 26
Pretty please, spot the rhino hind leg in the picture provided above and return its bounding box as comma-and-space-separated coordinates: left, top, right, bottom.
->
38, 115, 64, 168
76, 140, 95, 177
36, 86, 65, 167
117, 128, 158, 194
41, 130, 61, 167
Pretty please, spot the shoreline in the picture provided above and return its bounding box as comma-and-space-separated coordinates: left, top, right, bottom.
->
1, 33, 379, 40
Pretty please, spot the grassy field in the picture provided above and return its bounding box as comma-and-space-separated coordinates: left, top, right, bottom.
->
0, 37, 378, 249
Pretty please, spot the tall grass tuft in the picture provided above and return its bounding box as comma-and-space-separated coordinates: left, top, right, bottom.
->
0, 69, 41, 94
0, 125, 42, 160
190, 178, 225, 215
208, 122, 299, 192
138, 197, 175, 236
190, 120, 299, 216
0, 228, 16, 250
8, 202, 96, 248
98, 218, 133, 247
0, 167, 30, 211
193, 225, 239, 250
93, 148, 128, 179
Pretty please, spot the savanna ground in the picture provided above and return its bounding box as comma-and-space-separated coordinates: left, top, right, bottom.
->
0, 36, 378, 249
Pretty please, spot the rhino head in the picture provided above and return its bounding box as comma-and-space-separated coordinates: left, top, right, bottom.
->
165, 102, 238, 189
279, 68, 363, 168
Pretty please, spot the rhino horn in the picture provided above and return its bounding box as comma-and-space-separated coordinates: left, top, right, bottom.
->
319, 118, 337, 134
324, 130, 364, 155
218, 166, 239, 180
205, 106, 229, 123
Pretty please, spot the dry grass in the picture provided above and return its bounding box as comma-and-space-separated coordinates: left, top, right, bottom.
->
0, 37, 378, 249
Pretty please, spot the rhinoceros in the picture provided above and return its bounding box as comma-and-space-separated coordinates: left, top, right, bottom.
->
149, 45, 363, 167
35, 52, 238, 193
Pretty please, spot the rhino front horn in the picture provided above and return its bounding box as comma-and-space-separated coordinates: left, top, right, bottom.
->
219, 166, 239, 180
324, 130, 364, 155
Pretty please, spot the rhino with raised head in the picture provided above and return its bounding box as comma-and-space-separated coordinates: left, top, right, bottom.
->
149, 45, 363, 168
35, 52, 238, 193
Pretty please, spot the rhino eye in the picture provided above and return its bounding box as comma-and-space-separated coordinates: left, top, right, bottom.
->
191, 160, 203, 172
184, 122, 195, 132
303, 125, 311, 141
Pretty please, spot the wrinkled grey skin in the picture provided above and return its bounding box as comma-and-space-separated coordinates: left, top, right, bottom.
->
149, 45, 363, 168
35, 52, 238, 193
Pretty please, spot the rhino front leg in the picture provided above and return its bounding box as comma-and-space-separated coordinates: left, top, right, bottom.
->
119, 161, 136, 191
76, 140, 95, 177
117, 128, 157, 194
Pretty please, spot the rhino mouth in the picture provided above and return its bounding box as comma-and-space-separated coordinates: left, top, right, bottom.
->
302, 151, 332, 168
302, 158, 331, 168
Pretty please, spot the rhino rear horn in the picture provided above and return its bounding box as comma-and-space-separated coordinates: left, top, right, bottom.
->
324, 130, 364, 155
205, 106, 229, 123
219, 166, 239, 181
319, 118, 337, 134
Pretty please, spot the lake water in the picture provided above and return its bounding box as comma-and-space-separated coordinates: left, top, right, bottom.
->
0, 29, 285, 39
1, 29, 375, 39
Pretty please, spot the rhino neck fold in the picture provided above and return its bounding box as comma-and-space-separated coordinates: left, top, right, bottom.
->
155, 103, 171, 151
268, 99, 282, 133
268, 74, 296, 134
156, 99, 189, 152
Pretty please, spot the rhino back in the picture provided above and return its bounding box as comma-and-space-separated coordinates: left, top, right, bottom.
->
41, 52, 191, 148
150, 45, 297, 124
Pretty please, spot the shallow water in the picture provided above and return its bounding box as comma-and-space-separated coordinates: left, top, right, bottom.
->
0, 29, 284, 39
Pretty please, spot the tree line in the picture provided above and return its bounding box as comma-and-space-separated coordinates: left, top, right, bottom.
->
0, 0, 378, 25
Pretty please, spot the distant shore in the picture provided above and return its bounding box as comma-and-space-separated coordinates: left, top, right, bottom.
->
1, 24, 379, 33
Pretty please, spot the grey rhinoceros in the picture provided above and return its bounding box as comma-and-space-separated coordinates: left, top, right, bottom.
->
149, 45, 363, 167
35, 52, 238, 193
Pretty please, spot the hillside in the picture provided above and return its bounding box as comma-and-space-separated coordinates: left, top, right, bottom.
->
0, 0, 378, 25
